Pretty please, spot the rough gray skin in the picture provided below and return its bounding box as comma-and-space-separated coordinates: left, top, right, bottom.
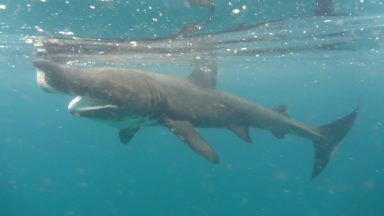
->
33, 60, 358, 178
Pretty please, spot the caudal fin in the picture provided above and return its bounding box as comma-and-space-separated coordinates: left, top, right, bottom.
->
312, 106, 359, 178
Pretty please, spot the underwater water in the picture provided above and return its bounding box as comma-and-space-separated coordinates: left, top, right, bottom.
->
1, 0, 384, 215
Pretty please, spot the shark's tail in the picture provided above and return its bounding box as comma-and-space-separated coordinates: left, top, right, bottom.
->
311, 106, 359, 178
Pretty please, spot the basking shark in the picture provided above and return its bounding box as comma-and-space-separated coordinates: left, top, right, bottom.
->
33, 59, 358, 178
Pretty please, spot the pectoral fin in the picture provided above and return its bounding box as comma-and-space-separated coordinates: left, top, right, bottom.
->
119, 128, 139, 144
162, 118, 219, 163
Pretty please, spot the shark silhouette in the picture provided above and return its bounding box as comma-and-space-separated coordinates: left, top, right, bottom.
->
33, 59, 358, 178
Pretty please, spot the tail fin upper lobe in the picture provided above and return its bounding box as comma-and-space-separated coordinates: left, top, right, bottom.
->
312, 106, 359, 178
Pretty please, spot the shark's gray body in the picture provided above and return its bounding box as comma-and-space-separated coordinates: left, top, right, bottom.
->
33, 60, 358, 178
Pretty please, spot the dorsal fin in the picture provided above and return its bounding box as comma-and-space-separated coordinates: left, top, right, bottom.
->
273, 105, 289, 117
228, 125, 252, 143
188, 55, 217, 89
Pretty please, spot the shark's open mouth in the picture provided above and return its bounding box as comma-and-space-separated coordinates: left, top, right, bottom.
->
68, 96, 118, 117
67, 96, 157, 128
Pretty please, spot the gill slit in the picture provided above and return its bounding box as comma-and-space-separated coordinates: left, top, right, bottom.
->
143, 77, 166, 118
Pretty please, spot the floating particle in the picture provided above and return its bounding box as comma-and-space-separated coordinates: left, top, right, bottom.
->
35, 26, 44, 32
232, 8, 240, 14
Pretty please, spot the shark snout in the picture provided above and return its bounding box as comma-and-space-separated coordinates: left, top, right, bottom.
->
32, 60, 63, 75
33, 60, 59, 93
32, 60, 75, 94
33, 60, 53, 70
